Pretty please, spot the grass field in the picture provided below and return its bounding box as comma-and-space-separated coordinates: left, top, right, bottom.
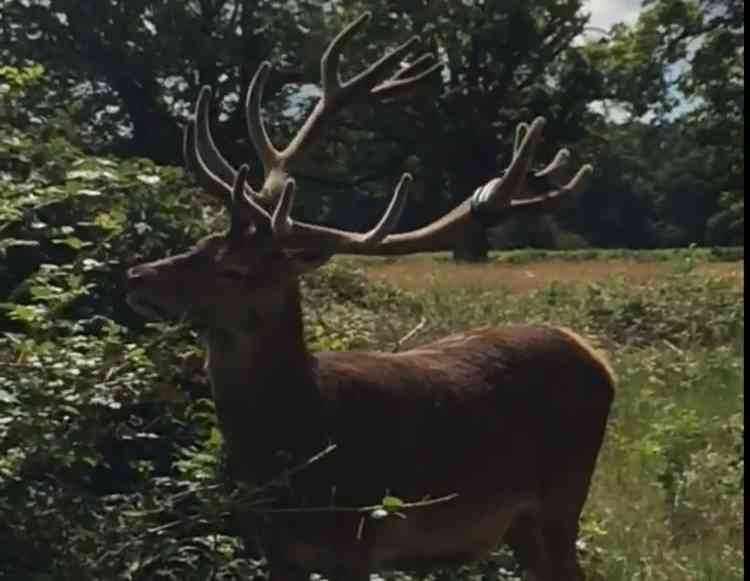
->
331, 250, 745, 581
355, 256, 743, 294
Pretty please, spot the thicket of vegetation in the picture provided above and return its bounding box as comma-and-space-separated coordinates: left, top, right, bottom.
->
0, 0, 744, 579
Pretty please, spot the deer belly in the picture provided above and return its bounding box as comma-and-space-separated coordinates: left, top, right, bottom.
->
275, 498, 526, 573
370, 502, 521, 567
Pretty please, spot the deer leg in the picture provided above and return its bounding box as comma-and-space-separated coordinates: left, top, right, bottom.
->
536, 465, 591, 580
506, 510, 556, 581
535, 409, 611, 581
542, 522, 586, 581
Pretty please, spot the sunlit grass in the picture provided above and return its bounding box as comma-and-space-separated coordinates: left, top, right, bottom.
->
582, 347, 744, 581
350, 254, 744, 581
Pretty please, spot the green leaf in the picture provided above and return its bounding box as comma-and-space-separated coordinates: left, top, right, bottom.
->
93, 210, 125, 231
9, 304, 47, 322
137, 174, 161, 185
0, 239, 40, 252
67, 169, 118, 181
0, 389, 18, 404
76, 188, 103, 197
30, 284, 64, 301
207, 427, 224, 448
52, 236, 90, 250
381, 495, 405, 512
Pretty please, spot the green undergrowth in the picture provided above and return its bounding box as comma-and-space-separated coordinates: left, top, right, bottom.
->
358, 263, 744, 581
487, 247, 744, 265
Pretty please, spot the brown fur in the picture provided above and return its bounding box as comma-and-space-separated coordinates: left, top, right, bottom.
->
222, 325, 615, 580
122, 172, 630, 581
128, 237, 614, 580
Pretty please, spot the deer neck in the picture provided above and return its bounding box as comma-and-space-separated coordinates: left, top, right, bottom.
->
203, 282, 314, 401
202, 282, 323, 480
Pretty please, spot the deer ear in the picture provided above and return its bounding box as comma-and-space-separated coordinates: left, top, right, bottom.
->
285, 249, 334, 275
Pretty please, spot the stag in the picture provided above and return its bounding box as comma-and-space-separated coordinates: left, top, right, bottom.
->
126, 13, 615, 581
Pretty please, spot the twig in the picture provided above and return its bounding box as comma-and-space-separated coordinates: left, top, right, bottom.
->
261, 443, 338, 489
663, 339, 685, 357
229, 444, 339, 506
393, 317, 428, 353
146, 520, 182, 535
240, 493, 460, 515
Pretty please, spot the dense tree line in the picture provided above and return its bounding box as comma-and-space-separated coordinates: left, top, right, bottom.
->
1, 0, 743, 257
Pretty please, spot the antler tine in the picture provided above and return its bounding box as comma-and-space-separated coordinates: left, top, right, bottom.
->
191, 85, 278, 225
499, 117, 546, 206
390, 53, 436, 81
321, 12, 372, 97
229, 164, 251, 233
192, 88, 272, 214
343, 35, 421, 96
372, 55, 444, 99
195, 86, 239, 188
567, 164, 594, 194
359, 173, 413, 246
186, 114, 233, 209
509, 164, 593, 212
513, 122, 531, 158
281, 14, 439, 167
281, 14, 373, 162
471, 122, 592, 223
245, 62, 282, 174
537, 148, 570, 177
272, 173, 413, 252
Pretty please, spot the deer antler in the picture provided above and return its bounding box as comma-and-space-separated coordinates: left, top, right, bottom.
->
186, 12, 440, 248
273, 117, 593, 255
226, 11, 440, 204
185, 13, 592, 257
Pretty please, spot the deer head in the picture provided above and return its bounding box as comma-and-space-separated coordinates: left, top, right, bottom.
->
127, 13, 591, 332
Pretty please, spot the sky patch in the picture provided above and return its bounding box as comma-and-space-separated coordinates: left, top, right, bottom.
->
585, 0, 643, 31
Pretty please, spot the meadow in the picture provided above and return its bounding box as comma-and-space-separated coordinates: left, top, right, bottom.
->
334, 249, 743, 581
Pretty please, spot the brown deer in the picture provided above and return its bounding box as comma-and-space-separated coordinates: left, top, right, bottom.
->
126, 13, 615, 581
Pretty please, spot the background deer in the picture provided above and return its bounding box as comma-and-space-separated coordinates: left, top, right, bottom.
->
126, 13, 615, 581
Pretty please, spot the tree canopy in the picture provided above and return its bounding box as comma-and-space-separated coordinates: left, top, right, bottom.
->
1, 0, 743, 255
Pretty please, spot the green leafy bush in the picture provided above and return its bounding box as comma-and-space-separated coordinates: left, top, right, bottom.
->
0, 116, 430, 580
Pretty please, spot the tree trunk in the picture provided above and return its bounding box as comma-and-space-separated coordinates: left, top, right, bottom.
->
452, 216, 489, 262
450, 138, 492, 262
